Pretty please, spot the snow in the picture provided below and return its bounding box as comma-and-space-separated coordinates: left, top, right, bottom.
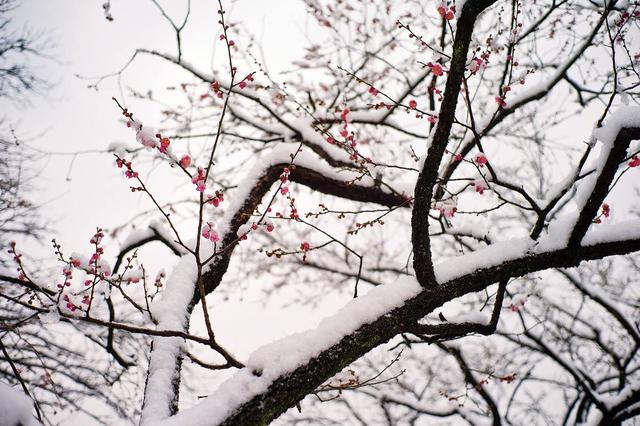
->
539, 107, 640, 243
236, 223, 252, 239
455, 0, 468, 19
380, 393, 457, 416
141, 256, 198, 424
582, 219, 640, 246
121, 268, 144, 282
141, 140, 411, 423
591, 106, 640, 146
545, 170, 578, 204
541, 213, 578, 247
0, 381, 40, 426
507, 31, 616, 110
213, 143, 398, 246
121, 222, 189, 255
141, 214, 640, 425
121, 228, 156, 249
444, 311, 489, 324
140, 104, 640, 424
38, 310, 61, 324
155, 276, 423, 426
435, 237, 532, 283
445, 223, 491, 243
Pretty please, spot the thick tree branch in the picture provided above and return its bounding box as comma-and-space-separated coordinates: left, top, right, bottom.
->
164, 229, 640, 425
568, 127, 640, 246
411, 0, 497, 286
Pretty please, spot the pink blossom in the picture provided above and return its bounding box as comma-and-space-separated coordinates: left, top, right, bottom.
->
192, 167, 206, 192
206, 190, 224, 207
437, 2, 455, 20
63, 264, 73, 277
179, 155, 192, 168
158, 137, 170, 154
474, 153, 488, 167
429, 63, 444, 76
495, 96, 507, 108
469, 58, 485, 73
340, 107, 351, 122
434, 199, 457, 218
473, 179, 489, 195
136, 128, 158, 149
201, 223, 220, 243
125, 170, 139, 179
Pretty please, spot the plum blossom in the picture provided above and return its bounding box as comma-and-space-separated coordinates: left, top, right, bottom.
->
263, 220, 275, 233
428, 62, 444, 76
210, 80, 224, 99
474, 153, 488, 167
135, 127, 158, 149
473, 179, 489, 195
202, 223, 220, 243
434, 199, 457, 218
192, 167, 206, 192
437, 2, 455, 20
495, 96, 507, 108
509, 294, 527, 312
179, 155, 192, 168
159, 137, 170, 154
206, 190, 224, 207
237, 223, 252, 240
238, 73, 254, 89
469, 58, 486, 74
340, 107, 351, 123
90, 230, 104, 245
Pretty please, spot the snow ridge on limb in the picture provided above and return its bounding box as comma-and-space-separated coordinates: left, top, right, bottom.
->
568, 108, 640, 246
155, 221, 640, 426
139, 145, 408, 424
201, 144, 407, 293
132, 3, 638, 424
0, 381, 40, 426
